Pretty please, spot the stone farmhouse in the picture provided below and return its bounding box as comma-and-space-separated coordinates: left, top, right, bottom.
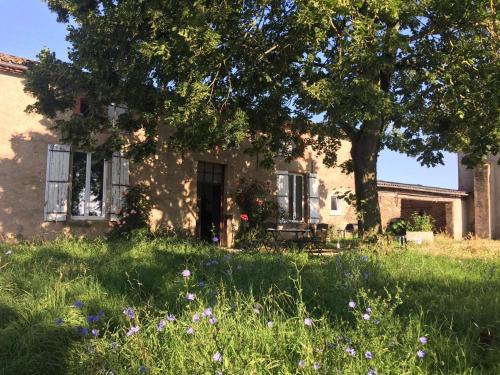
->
0, 53, 497, 244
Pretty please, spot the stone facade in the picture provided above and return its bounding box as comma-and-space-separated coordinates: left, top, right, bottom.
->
2, 52, 484, 244
459, 155, 500, 239
377, 181, 467, 240
0, 53, 357, 245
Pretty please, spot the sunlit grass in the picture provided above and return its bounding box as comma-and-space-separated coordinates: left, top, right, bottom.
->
0, 235, 498, 374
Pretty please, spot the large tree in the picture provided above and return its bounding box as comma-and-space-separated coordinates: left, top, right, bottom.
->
26, 0, 498, 234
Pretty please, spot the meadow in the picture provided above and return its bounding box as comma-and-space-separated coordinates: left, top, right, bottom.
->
0, 234, 498, 374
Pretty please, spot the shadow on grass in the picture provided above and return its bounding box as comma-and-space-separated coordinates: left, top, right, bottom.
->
1, 239, 499, 373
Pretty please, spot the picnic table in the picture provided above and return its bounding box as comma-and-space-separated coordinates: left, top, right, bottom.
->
266, 228, 312, 252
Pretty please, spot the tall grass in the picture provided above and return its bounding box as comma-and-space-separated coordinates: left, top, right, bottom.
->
0, 235, 498, 374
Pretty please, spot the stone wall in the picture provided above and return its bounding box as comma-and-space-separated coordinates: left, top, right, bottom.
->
378, 190, 465, 239
473, 164, 491, 238
0, 68, 357, 244
400, 199, 447, 231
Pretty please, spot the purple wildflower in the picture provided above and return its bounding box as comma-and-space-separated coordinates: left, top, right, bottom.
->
366, 307, 372, 314
87, 315, 99, 324
419, 336, 427, 345
346, 348, 356, 357
91, 328, 99, 337
365, 351, 373, 359
126, 326, 140, 336
198, 281, 206, 288
202, 308, 212, 317
186, 326, 194, 335
55, 318, 63, 326
213, 351, 222, 363
76, 326, 88, 336
298, 359, 305, 368
212, 236, 219, 243
313, 362, 321, 370
186, 293, 196, 301
181, 269, 191, 278
209, 317, 217, 325
123, 307, 135, 319
192, 313, 200, 323
216, 372, 223, 375
348, 301, 356, 309
367, 370, 377, 375
417, 350, 426, 359
73, 300, 84, 309
166, 313, 176, 322
157, 319, 167, 331
363, 313, 371, 321
304, 318, 313, 327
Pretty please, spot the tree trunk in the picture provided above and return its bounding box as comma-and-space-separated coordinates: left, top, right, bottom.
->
351, 131, 382, 237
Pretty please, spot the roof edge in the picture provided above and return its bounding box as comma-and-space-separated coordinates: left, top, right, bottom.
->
0, 52, 33, 74
377, 180, 468, 197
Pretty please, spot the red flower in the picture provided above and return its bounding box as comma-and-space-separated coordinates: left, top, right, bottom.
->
240, 213, 249, 221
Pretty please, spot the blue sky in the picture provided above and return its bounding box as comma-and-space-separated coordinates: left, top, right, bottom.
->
0, 0, 459, 189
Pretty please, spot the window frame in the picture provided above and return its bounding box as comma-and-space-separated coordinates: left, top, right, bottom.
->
70, 151, 108, 220
330, 194, 343, 216
288, 173, 305, 222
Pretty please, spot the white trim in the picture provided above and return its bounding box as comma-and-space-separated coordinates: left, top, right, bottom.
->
330, 194, 343, 216
70, 151, 108, 220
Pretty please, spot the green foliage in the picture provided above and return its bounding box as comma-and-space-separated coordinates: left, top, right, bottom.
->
108, 184, 152, 239
233, 178, 278, 247
0, 238, 499, 373
234, 178, 277, 227
406, 212, 435, 232
387, 218, 408, 236
25, 0, 499, 232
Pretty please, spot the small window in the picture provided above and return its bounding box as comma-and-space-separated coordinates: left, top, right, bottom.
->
330, 195, 342, 216
71, 151, 107, 219
288, 173, 304, 221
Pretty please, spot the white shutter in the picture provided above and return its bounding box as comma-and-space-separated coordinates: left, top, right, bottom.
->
308, 173, 320, 224
277, 170, 289, 223
110, 153, 130, 221
44, 144, 71, 221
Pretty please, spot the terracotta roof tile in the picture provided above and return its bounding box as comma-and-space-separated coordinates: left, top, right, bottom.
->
0, 52, 33, 74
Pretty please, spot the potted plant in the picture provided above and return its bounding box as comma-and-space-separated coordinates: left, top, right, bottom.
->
405, 212, 435, 244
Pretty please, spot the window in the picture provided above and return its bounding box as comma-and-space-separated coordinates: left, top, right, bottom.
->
70, 151, 107, 218
288, 174, 304, 221
330, 195, 342, 215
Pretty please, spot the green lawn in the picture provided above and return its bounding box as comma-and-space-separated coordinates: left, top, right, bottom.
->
0, 235, 498, 374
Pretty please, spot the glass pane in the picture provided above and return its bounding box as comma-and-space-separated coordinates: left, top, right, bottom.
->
295, 175, 303, 220
288, 175, 294, 219
71, 152, 87, 216
88, 154, 105, 216
331, 197, 338, 211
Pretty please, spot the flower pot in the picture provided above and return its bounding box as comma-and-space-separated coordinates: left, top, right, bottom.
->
406, 231, 434, 244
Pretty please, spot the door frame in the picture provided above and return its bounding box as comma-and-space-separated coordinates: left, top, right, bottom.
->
195, 161, 225, 243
